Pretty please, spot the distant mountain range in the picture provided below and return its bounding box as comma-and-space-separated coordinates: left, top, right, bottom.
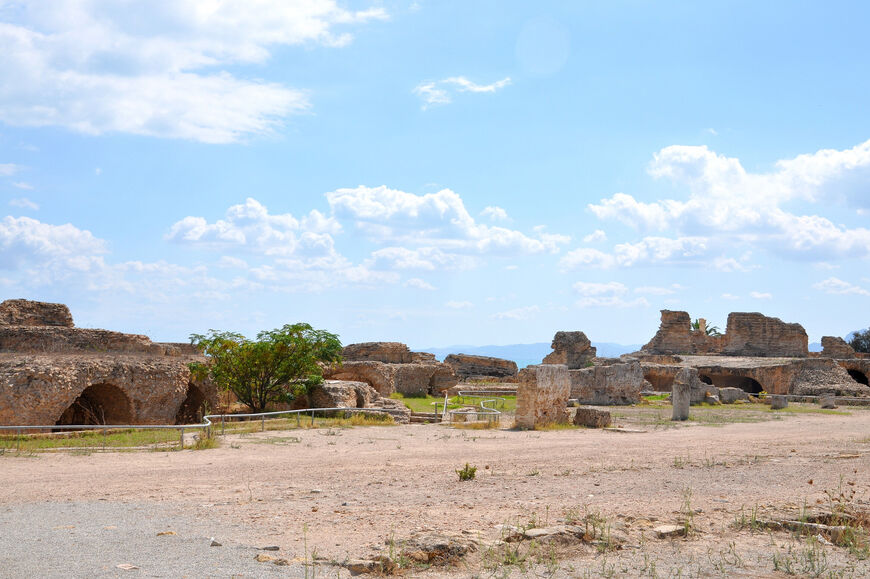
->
418, 342, 643, 369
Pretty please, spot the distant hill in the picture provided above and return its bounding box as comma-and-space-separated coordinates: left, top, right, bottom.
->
419, 342, 643, 369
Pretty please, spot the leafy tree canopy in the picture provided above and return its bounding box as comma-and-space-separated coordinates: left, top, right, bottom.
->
848, 328, 870, 353
692, 318, 722, 337
190, 323, 342, 412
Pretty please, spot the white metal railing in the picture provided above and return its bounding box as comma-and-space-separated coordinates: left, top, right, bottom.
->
0, 407, 395, 451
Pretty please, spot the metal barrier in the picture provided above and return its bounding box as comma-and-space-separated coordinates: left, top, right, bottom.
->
0, 407, 394, 451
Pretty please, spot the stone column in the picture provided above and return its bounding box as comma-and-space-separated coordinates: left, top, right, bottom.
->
770, 395, 788, 410
671, 368, 692, 421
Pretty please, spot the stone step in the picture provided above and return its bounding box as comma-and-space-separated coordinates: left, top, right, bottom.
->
409, 411, 440, 424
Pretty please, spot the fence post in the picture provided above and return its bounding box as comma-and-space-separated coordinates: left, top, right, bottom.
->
180, 428, 185, 449
261, 416, 265, 432
311, 410, 315, 426
17, 428, 21, 452
221, 415, 225, 435
296, 412, 300, 427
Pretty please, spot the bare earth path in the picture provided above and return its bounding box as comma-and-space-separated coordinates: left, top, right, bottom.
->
2, 408, 870, 577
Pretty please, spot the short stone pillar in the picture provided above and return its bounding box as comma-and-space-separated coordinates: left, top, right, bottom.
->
671, 368, 692, 421
819, 395, 837, 409
770, 395, 788, 410
515, 364, 570, 429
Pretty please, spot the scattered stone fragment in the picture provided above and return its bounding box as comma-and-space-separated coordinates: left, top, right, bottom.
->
255, 554, 275, 563
156, 531, 176, 536
718, 387, 749, 404
770, 395, 788, 410
116, 563, 139, 571
573, 406, 612, 428
654, 524, 686, 539
209, 538, 222, 547
344, 556, 396, 575
819, 395, 838, 409
272, 558, 290, 566
260, 545, 280, 551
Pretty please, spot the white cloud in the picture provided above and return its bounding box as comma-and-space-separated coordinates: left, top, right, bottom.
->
0, 216, 106, 270
217, 256, 248, 269
492, 305, 540, 320
583, 229, 607, 243
404, 277, 435, 291
413, 76, 511, 109
721, 293, 740, 300
560, 236, 708, 270
750, 291, 772, 299
0, 1, 387, 142
11, 182, 33, 190
481, 205, 509, 222
813, 277, 870, 296
327, 185, 568, 256
0, 163, 21, 176
584, 140, 870, 264
9, 197, 39, 210
167, 197, 340, 256
572, 280, 647, 308
573, 281, 627, 296
445, 300, 473, 309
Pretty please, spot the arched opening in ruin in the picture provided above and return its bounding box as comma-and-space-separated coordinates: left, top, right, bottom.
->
175, 382, 206, 424
698, 373, 764, 394
55, 383, 133, 426
644, 372, 675, 392
847, 369, 869, 386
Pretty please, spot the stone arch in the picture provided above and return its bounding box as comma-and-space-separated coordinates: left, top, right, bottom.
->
175, 382, 207, 424
643, 370, 676, 392
700, 373, 764, 394
56, 383, 133, 426
847, 369, 869, 386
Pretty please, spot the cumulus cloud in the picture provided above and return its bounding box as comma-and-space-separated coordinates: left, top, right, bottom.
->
0, 1, 386, 142
445, 300, 473, 309
750, 291, 772, 299
584, 140, 870, 264
413, 76, 511, 109
560, 236, 708, 269
166, 197, 340, 256
0, 216, 106, 270
327, 185, 569, 256
583, 229, 607, 243
813, 277, 870, 296
481, 206, 509, 222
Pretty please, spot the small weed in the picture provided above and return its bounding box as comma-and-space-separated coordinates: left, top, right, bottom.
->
456, 463, 477, 481
681, 487, 695, 537
192, 436, 219, 450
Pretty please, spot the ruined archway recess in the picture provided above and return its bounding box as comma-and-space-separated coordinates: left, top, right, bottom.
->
643, 372, 675, 392
55, 383, 133, 426
699, 374, 764, 394
174, 383, 206, 424
847, 369, 869, 386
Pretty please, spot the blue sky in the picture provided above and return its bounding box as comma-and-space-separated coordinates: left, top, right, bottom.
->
1, 0, 869, 349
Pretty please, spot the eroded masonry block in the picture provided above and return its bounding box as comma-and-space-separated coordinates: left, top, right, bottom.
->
515, 364, 570, 429
542, 331, 596, 369
671, 368, 692, 421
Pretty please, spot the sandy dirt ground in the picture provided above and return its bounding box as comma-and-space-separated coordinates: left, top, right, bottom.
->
2, 406, 870, 577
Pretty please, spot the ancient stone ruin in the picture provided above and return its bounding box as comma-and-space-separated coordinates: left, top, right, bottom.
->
443, 353, 517, 381
515, 364, 570, 428
638, 310, 870, 401
542, 331, 596, 368
0, 299, 216, 426
324, 342, 458, 397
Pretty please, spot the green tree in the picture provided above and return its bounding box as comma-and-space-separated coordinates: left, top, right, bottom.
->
848, 328, 870, 353
190, 323, 342, 412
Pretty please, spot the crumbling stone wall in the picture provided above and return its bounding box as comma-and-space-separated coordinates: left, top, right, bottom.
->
723, 312, 808, 357
342, 342, 413, 364
325, 342, 458, 396
542, 331, 596, 368
0, 299, 74, 327
0, 299, 216, 426
443, 354, 517, 380
821, 336, 856, 359
515, 364, 570, 429
568, 359, 645, 405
